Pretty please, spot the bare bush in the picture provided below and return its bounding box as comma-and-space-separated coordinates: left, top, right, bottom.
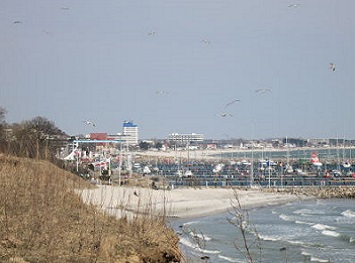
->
0, 156, 182, 262
228, 190, 262, 263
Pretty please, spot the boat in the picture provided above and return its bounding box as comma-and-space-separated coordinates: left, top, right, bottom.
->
342, 161, 351, 168
310, 152, 323, 167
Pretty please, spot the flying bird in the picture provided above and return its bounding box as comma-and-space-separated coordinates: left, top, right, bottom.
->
155, 90, 168, 96
224, 99, 241, 108
288, 4, 300, 8
13, 21, 22, 24
255, 88, 272, 93
201, 39, 211, 44
83, 120, 96, 127
217, 113, 233, 118
329, 63, 336, 71
148, 31, 156, 36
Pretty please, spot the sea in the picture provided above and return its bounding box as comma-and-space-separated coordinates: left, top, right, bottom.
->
169, 198, 355, 263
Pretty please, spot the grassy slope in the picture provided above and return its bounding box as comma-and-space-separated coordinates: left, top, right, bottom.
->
0, 156, 181, 263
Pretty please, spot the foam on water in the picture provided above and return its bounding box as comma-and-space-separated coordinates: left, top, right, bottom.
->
279, 214, 294, 222
310, 256, 330, 262
189, 230, 212, 241
218, 255, 241, 263
294, 208, 325, 216
321, 230, 341, 238
288, 240, 325, 248
294, 208, 313, 215
174, 199, 355, 263
179, 237, 221, 254
295, 220, 313, 225
311, 223, 336, 231
258, 234, 282, 242
341, 209, 355, 218
301, 251, 330, 263
183, 220, 201, 226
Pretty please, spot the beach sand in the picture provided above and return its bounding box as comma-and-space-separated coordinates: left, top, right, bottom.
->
79, 148, 314, 220
133, 148, 240, 160
80, 185, 305, 219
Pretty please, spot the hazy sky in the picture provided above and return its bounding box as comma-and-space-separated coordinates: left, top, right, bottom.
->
1, 0, 354, 140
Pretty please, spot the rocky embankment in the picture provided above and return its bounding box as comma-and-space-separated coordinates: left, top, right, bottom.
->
264, 186, 355, 199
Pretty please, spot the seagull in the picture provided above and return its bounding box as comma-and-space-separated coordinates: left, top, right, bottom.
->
255, 88, 272, 93
329, 63, 336, 71
288, 4, 300, 8
83, 120, 96, 127
155, 90, 168, 96
217, 113, 233, 118
224, 99, 241, 108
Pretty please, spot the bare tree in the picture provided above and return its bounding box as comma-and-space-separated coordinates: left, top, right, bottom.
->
3, 116, 67, 160
0, 107, 7, 152
228, 190, 262, 263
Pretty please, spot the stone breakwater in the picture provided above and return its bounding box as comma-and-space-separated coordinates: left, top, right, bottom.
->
263, 186, 355, 199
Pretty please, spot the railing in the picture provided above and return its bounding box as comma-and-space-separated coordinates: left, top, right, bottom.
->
165, 175, 355, 188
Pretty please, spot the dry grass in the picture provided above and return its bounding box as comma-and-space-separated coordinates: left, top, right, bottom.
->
0, 155, 182, 263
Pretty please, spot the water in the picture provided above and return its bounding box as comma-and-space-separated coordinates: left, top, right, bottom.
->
169, 199, 355, 262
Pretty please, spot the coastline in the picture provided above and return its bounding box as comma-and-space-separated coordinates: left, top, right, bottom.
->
80, 185, 309, 219
80, 146, 355, 220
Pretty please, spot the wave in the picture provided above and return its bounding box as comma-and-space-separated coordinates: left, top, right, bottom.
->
316, 228, 355, 243
258, 234, 282, 242
288, 240, 326, 248
189, 230, 212, 241
218, 254, 241, 263
279, 214, 294, 222
311, 224, 336, 231
341, 209, 355, 218
301, 252, 330, 263
179, 237, 221, 254
294, 208, 313, 215
310, 256, 330, 262
295, 220, 313, 225
294, 208, 325, 216
183, 220, 201, 226
321, 230, 341, 238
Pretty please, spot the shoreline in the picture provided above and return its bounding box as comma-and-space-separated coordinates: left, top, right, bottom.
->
80, 185, 311, 220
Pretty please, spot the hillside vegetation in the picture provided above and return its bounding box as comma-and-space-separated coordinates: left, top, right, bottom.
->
0, 155, 181, 263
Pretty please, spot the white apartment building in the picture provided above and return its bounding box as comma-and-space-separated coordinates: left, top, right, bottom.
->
168, 133, 204, 144
122, 121, 139, 145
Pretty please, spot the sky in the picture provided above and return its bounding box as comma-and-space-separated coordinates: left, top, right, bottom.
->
0, 0, 354, 140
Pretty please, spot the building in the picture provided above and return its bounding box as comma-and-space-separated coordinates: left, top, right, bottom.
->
87, 133, 108, 140
167, 133, 204, 145
123, 121, 139, 145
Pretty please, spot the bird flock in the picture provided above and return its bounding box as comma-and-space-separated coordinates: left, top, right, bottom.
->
8, 2, 338, 128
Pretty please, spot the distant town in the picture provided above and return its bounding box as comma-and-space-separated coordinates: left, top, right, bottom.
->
66, 121, 355, 151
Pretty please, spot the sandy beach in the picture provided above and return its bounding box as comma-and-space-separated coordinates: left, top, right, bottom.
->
80, 185, 306, 219
133, 148, 245, 160
78, 148, 318, 220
